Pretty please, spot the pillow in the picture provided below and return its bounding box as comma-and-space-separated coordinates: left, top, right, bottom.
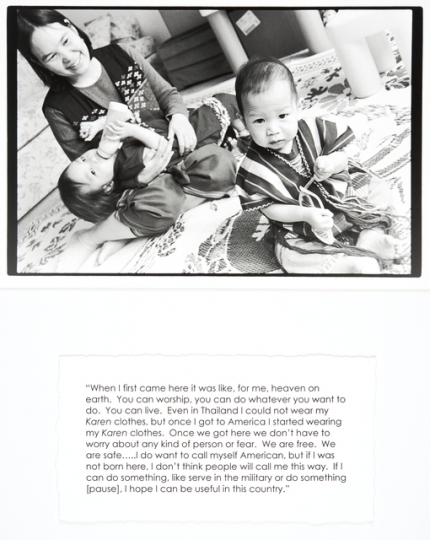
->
110, 14, 142, 43
123, 36, 157, 59
84, 13, 112, 49
145, 52, 170, 81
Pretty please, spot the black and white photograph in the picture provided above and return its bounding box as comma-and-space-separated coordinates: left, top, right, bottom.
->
8, 7, 422, 276
2, 5, 430, 540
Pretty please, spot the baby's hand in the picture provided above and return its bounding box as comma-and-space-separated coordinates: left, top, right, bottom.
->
80, 118, 106, 141
314, 156, 335, 181
106, 120, 134, 141
305, 207, 334, 231
136, 138, 174, 186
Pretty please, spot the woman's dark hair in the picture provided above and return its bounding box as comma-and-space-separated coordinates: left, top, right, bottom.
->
17, 8, 94, 88
235, 56, 298, 115
58, 166, 120, 224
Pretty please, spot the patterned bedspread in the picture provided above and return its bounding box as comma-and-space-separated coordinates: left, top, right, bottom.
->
17, 47, 413, 275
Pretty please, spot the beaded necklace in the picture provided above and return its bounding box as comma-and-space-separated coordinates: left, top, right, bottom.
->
267, 136, 312, 179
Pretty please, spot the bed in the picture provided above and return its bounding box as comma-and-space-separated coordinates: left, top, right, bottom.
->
16, 42, 413, 275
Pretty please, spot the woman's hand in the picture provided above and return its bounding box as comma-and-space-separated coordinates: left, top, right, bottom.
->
167, 113, 197, 156
136, 137, 174, 186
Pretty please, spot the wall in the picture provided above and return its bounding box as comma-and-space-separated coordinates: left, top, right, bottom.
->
229, 10, 307, 58
59, 8, 171, 45
159, 9, 205, 37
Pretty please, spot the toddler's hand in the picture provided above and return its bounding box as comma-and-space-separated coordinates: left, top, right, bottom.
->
137, 137, 174, 186
305, 207, 334, 231
80, 118, 105, 141
314, 156, 335, 181
106, 120, 133, 141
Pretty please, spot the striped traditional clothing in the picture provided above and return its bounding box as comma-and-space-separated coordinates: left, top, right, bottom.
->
236, 117, 392, 273
236, 117, 355, 213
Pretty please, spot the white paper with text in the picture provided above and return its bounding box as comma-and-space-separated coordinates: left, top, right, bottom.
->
58, 355, 376, 523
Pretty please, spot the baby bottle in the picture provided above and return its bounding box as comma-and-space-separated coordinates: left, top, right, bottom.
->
97, 102, 130, 159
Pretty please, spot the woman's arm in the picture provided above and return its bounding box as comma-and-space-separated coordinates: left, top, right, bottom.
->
120, 44, 196, 155
45, 107, 96, 161
119, 43, 188, 118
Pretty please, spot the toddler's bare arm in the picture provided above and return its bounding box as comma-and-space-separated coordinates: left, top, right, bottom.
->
80, 117, 107, 141
107, 121, 163, 150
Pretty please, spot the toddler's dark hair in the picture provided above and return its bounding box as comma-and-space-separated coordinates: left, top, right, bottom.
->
58, 165, 120, 224
17, 8, 94, 89
235, 56, 298, 115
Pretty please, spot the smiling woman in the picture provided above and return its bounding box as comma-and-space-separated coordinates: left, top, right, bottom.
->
30, 22, 95, 85
17, 9, 94, 89
17, 8, 197, 161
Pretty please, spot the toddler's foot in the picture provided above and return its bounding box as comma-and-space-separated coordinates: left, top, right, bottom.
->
356, 228, 399, 260
331, 256, 380, 274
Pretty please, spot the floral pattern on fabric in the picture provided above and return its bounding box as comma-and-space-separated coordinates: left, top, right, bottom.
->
72, 107, 109, 130
114, 63, 160, 124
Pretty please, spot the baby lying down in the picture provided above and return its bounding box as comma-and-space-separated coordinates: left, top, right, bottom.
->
57, 96, 242, 271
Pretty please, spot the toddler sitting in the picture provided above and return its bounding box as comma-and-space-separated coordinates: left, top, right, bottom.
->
235, 56, 399, 274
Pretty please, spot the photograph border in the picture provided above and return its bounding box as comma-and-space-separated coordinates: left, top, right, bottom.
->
7, 5, 423, 279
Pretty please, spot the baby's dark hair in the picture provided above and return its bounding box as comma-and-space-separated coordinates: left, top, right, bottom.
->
58, 165, 120, 224
235, 56, 298, 115
17, 8, 94, 88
